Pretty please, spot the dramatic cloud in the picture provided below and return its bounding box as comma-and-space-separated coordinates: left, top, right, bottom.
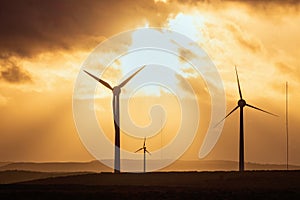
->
0, 0, 177, 84
0, 60, 31, 83
0, 0, 175, 58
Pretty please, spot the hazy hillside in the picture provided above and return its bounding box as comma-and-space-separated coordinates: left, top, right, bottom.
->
0, 162, 10, 168
164, 160, 300, 171
0, 160, 299, 173
0, 161, 111, 172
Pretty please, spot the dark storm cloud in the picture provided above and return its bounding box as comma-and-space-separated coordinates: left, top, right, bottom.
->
0, 0, 174, 58
1, 0, 296, 59
0, 0, 176, 84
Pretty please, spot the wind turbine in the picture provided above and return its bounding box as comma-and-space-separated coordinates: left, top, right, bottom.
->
217, 66, 278, 172
135, 137, 151, 173
286, 81, 289, 170
84, 65, 146, 173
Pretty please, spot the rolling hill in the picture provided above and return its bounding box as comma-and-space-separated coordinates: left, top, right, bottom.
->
0, 160, 299, 173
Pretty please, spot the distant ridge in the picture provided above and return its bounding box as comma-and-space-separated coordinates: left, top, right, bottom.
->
0, 160, 111, 173
0, 160, 299, 173
0, 162, 10, 168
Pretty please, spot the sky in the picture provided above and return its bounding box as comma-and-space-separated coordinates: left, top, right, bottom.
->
0, 0, 300, 168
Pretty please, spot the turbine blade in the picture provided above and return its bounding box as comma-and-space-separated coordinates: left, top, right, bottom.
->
143, 137, 146, 148
119, 65, 146, 88
246, 104, 278, 117
215, 106, 239, 127
135, 148, 143, 153
235, 66, 243, 99
145, 149, 151, 155
84, 70, 113, 90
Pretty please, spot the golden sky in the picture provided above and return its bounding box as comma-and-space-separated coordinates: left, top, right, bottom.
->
0, 0, 300, 167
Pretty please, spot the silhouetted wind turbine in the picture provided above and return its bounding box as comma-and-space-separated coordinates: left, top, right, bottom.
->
84, 65, 146, 173
286, 81, 289, 170
217, 66, 278, 172
135, 137, 151, 173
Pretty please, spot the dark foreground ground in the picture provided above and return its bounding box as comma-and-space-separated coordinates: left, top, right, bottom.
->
1, 170, 300, 199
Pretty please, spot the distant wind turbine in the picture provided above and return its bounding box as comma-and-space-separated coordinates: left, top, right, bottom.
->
286, 81, 289, 170
84, 65, 146, 173
135, 137, 151, 173
217, 66, 278, 172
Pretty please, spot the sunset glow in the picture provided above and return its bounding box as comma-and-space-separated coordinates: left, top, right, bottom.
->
0, 0, 299, 170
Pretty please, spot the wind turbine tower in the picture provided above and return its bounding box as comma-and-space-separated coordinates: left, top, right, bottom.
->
84, 65, 145, 173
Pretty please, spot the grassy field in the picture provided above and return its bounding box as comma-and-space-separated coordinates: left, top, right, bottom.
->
0, 170, 299, 199
0, 170, 91, 184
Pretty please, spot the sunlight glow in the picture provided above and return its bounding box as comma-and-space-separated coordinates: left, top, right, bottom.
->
154, 0, 168, 3
167, 12, 206, 42
144, 21, 150, 28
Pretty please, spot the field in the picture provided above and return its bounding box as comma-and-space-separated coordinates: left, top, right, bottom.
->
1, 170, 300, 199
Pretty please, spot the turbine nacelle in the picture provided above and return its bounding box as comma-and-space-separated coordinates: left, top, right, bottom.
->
238, 99, 246, 107
135, 137, 151, 155
113, 86, 121, 95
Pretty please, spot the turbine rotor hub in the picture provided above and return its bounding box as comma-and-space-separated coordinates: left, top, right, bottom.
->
238, 99, 246, 107
113, 86, 121, 95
